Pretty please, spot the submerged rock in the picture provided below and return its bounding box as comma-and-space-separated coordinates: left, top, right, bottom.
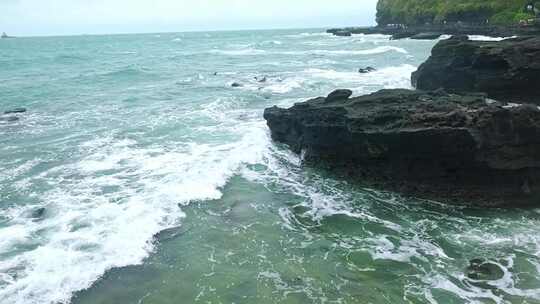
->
391, 31, 416, 40
358, 66, 376, 74
255, 76, 267, 83
334, 30, 352, 37
410, 32, 442, 40
31, 207, 46, 220
328, 25, 540, 40
231, 82, 243, 88
4, 108, 26, 114
466, 259, 505, 281
412, 35, 540, 104
264, 89, 540, 206
325, 89, 352, 102
0, 116, 19, 122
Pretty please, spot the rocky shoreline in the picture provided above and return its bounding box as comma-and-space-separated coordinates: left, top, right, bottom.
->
413, 35, 540, 105
327, 24, 540, 40
264, 36, 540, 207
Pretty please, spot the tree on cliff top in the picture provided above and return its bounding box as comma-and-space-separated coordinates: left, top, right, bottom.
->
376, 0, 538, 26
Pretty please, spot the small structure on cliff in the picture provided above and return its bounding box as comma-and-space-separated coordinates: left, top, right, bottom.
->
525, 2, 538, 14
1, 32, 14, 39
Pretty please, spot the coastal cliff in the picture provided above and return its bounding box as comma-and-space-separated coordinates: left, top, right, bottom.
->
376, 0, 538, 26
328, 0, 540, 39
412, 35, 540, 104
264, 89, 540, 206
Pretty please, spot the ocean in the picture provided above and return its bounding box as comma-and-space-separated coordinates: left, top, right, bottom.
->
0, 29, 539, 304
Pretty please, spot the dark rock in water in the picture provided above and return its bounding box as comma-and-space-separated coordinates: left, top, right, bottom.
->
4, 108, 27, 114
412, 35, 540, 104
334, 30, 352, 37
391, 31, 416, 40
410, 32, 442, 40
264, 88, 540, 206
154, 226, 191, 242
1, 116, 19, 122
328, 25, 540, 40
466, 259, 505, 281
31, 207, 46, 219
231, 82, 243, 88
256, 76, 267, 83
358, 67, 376, 74
325, 89, 352, 102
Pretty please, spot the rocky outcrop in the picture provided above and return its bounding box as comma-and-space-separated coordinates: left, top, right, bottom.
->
410, 32, 442, 40
325, 89, 352, 102
264, 89, 540, 207
333, 30, 352, 37
0, 116, 19, 122
327, 25, 540, 40
358, 67, 377, 74
412, 35, 540, 104
4, 108, 26, 114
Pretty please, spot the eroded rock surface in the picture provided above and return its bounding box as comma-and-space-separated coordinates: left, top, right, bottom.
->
412, 36, 540, 104
264, 89, 540, 206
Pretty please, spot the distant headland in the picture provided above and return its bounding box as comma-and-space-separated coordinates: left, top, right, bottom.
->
329, 0, 540, 39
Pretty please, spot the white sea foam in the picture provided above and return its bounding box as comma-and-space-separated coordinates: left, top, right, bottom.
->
0, 122, 269, 304
237, 63, 416, 95
205, 45, 406, 57
282, 46, 408, 56
0, 159, 41, 184
352, 45, 408, 55
3, 29, 538, 304
248, 143, 540, 303
468, 35, 517, 41
284, 32, 333, 39
304, 64, 417, 90
262, 78, 303, 94
208, 48, 267, 56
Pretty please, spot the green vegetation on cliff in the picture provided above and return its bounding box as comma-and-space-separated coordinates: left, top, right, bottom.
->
376, 0, 539, 25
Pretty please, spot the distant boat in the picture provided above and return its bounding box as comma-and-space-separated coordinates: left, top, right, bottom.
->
1, 32, 15, 39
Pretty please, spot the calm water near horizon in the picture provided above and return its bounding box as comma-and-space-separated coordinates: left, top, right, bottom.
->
1, 28, 539, 304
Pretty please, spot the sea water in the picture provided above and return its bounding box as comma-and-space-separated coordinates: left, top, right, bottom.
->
0, 29, 539, 304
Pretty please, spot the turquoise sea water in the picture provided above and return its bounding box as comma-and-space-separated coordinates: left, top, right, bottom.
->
0, 29, 539, 304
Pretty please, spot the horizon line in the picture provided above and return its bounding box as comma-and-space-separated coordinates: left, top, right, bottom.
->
1, 23, 375, 39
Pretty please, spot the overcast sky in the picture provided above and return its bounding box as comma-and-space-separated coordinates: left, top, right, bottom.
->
0, 0, 378, 36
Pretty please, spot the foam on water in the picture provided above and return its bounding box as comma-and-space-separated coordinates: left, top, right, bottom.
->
241, 97, 540, 303
234, 64, 416, 95
206, 46, 407, 57
468, 35, 517, 41
244, 142, 540, 302
2, 29, 539, 304
283, 32, 333, 39
282, 46, 408, 56
304, 64, 417, 91
208, 48, 267, 56
0, 119, 269, 304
